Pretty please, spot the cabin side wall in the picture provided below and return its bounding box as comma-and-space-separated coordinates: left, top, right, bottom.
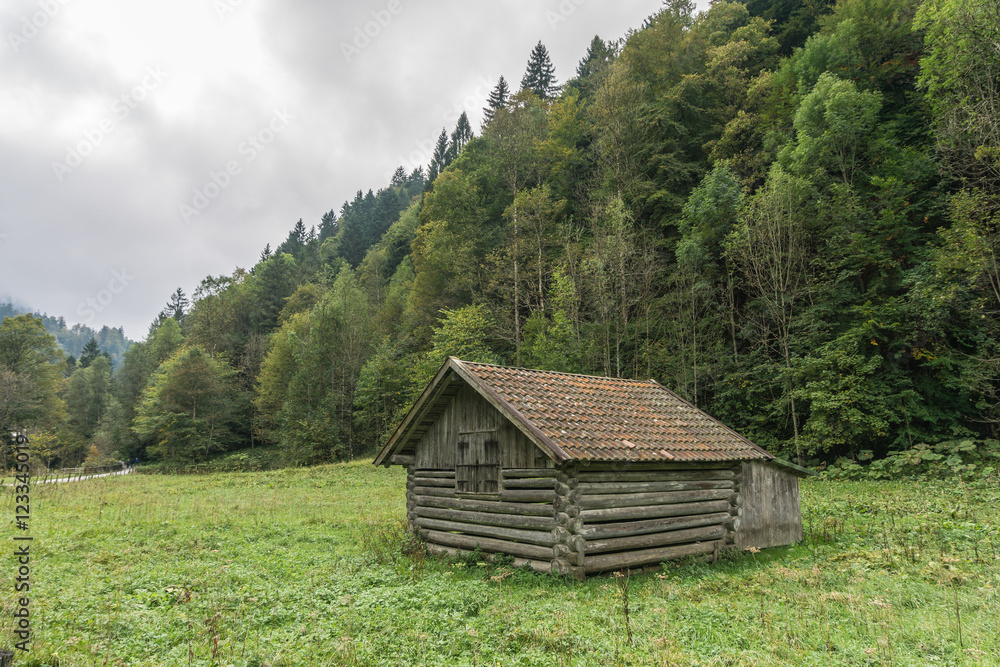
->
570, 463, 739, 576
735, 460, 803, 549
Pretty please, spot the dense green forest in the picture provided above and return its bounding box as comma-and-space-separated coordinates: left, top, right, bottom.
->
0, 301, 131, 368
3, 0, 998, 473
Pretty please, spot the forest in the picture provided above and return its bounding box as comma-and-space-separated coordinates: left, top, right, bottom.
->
2, 0, 998, 474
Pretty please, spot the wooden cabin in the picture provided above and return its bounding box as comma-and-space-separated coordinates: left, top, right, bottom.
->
374, 358, 811, 578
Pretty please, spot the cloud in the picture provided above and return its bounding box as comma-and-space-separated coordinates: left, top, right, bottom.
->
0, 0, 694, 339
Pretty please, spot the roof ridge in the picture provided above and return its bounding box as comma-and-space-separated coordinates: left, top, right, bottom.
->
458, 359, 656, 385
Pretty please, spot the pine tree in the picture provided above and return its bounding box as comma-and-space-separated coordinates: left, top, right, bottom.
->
449, 112, 475, 161
292, 219, 307, 245
79, 338, 101, 369
428, 128, 451, 183
164, 288, 189, 322
520, 42, 559, 99
577, 36, 613, 79
391, 166, 407, 187
260, 244, 272, 262
319, 210, 338, 240
483, 75, 510, 125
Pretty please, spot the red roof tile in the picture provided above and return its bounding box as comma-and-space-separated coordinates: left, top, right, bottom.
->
375, 358, 772, 466
457, 361, 770, 463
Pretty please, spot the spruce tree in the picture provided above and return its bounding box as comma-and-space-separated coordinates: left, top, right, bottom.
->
260, 243, 272, 262
482, 75, 510, 125
79, 338, 101, 369
391, 166, 407, 187
577, 36, 613, 79
428, 128, 451, 182
520, 41, 559, 99
164, 288, 189, 322
449, 112, 474, 161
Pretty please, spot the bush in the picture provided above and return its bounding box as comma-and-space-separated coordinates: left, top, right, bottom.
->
822, 439, 1000, 481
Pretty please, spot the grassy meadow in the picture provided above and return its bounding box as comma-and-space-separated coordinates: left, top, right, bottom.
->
2, 462, 998, 666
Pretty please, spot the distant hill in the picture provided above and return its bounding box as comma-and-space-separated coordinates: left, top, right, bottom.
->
0, 301, 133, 368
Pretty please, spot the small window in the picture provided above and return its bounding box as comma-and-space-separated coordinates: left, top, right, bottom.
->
456, 433, 500, 494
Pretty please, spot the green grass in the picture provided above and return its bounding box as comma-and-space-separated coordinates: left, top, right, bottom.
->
2, 463, 998, 666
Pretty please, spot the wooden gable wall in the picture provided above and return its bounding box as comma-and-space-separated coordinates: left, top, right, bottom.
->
414, 383, 551, 470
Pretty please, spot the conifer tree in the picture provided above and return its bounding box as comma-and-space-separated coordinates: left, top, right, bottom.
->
449, 112, 475, 161
428, 128, 451, 183
391, 166, 407, 187
78, 338, 101, 369
164, 288, 189, 323
483, 75, 510, 125
260, 244, 272, 262
520, 42, 559, 99
577, 36, 614, 79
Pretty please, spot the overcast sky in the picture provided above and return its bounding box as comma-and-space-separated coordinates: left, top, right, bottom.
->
1, 0, 710, 341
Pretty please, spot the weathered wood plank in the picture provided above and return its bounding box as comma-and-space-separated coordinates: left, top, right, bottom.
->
583, 540, 719, 574
415, 506, 555, 531
423, 530, 553, 561
413, 470, 456, 479
585, 524, 727, 554
413, 486, 457, 498
579, 489, 733, 510
580, 499, 732, 523
499, 489, 555, 503
577, 469, 736, 483
578, 480, 734, 495
415, 517, 556, 547
416, 495, 555, 517
503, 469, 559, 479
502, 477, 556, 490
413, 477, 454, 488
580, 511, 733, 540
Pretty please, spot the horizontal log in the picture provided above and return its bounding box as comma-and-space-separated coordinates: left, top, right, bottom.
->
424, 543, 552, 573
580, 511, 734, 540
502, 477, 555, 490
503, 468, 558, 478
413, 470, 456, 478
414, 486, 456, 498
580, 499, 732, 523
390, 454, 414, 466
415, 517, 556, 547
413, 477, 454, 488
415, 506, 555, 531
423, 530, 553, 561
416, 495, 555, 517
577, 469, 736, 483
580, 489, 733, 510
584, 540, 719, 574
578, 480, 733, 495
499, 489, 555, 503
586, 524, 727, 554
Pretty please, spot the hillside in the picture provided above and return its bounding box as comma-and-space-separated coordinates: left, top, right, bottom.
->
3, 0, 999, 474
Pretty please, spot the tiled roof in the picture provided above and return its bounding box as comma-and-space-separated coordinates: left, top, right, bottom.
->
458, 361, 770, 463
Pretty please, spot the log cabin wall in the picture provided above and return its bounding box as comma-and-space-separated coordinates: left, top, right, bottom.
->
408, 467, 559, 572
572, 463, 739, 576
734, 460, 803, 549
